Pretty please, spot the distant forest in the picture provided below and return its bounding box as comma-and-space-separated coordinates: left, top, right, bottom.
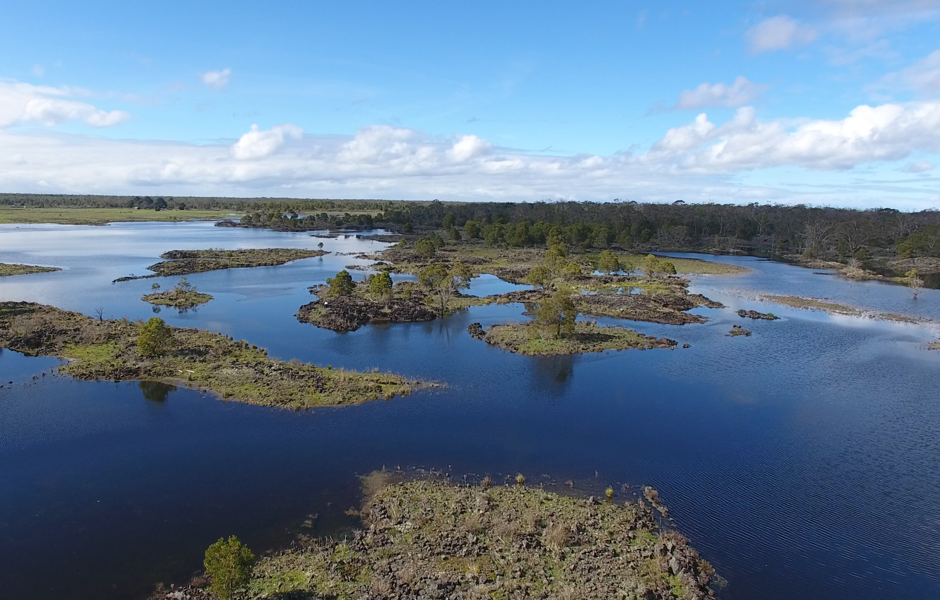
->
3, 193, 939, 270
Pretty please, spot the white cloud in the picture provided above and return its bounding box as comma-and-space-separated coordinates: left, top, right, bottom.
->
880, 50, 940, 94
906, 160, 935, 172
448, 134, 493, 162
1, 100, 938, 209
745, 16, 818, 53
647, 102, 940, 171
0, 81, 129, 128
673, 77, 769, 110
201, 68, 232, 90
231, 123, 303, 160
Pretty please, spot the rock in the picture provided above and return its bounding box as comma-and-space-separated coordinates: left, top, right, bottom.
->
467, 323, 486, 340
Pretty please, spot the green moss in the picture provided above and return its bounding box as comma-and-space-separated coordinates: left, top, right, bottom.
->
0, 263, 61, 277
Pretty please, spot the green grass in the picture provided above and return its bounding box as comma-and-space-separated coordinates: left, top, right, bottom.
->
481, 321, 675, 355
0, 263, 61, 277
588, 252, 750, 275
0, 207, 236, 226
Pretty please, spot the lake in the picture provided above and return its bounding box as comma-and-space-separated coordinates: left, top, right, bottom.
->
1, 222, 939, 600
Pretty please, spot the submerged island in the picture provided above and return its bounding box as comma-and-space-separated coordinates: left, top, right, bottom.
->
115, 248, 327, 281
151, 474, 716, 600
0, 302, 428, 408
0, 263, 61, 277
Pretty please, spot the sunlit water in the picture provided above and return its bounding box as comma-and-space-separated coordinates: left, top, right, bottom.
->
1, 223, 939, 600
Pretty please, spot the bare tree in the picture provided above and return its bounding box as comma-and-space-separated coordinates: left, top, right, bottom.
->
94, 307, 105, 322
906, 269, 924, 299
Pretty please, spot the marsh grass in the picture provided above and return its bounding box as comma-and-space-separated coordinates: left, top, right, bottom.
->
0, 302, 429, 409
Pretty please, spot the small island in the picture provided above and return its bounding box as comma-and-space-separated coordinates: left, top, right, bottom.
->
151, 474, 716, 600
929, 342, 939, 351
115, 248, 327, 281
141, 277, 213, 310
737, 309, 778, 320
0, 263, 61, 277
729, 325, 752, 337
0, 301, 429, 409
474, 321, 676, 355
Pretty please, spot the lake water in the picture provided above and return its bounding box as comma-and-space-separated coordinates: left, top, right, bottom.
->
1, 222, 939, 600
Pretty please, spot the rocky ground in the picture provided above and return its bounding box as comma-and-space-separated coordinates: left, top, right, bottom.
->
149, 474, 717, 600
298, 286, 437, 332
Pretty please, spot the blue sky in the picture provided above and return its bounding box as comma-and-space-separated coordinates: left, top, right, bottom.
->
1, 0, 939, 208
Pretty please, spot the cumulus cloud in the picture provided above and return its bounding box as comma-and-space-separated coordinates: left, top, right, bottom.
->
745, 16, 817, 53
647, 102, 940, 171
0, 81, 129, 128
880, 50, 940, 94
673, 77, 768, 110
2, 109, 939, 209
201, 68, 232, 90
905, 160, 935, 172
231, 123, 303, 160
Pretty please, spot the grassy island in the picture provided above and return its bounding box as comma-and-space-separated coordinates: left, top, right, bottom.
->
475, 321, 677, 355
142, 289, 214, 309
115, 248, 327, 281
737, 309, 778, 320
929, 342, 940, 351
152, 475, 716, 600
0, 302, 428, 408
0, 263, 61, 277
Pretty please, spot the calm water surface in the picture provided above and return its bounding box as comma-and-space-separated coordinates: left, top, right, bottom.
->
1, 223, 939, 600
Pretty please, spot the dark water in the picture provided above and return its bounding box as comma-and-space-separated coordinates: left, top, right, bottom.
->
1, 223, 939, 600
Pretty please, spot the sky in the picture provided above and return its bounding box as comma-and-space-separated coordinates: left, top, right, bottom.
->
1, 0, 939, 209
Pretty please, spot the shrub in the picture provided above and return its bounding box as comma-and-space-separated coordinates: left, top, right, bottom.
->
137, 317, 173, 357
414, 238, 436, 258
597, 250, 620, 274
204, 535, 255, 600
369, 271, 393, 298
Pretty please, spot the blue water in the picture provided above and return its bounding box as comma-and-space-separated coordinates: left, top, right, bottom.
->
1, 223, 939, 600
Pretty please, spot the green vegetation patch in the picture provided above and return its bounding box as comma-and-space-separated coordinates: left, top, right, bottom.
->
155, 475, 716, 600
142, 290, 214, 309
0, 263, 61, 277
0, 302, 430, 409
0, 207, 233, 226
116, 248, 327, 281
481, 321, 677, 355
590, 253, 750, 276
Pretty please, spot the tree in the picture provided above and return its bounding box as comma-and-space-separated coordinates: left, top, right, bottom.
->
419, 262, 472, 316
906, 268, 924, 299
597, 250, 620, 274
326, 270, 355, 297
524, 265, 552, 289
204, 536, 255, 600
535, 289, 578, 337
414, 238, 436, 258
137, 317, 173, 357
369, 271, 393, 299
442, 213, 456, 229
545, 243, 569, 277
464, 220, 481, 240
659, 260, 677, 276
176, 275, 193, 292
642, 254, 661, 278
